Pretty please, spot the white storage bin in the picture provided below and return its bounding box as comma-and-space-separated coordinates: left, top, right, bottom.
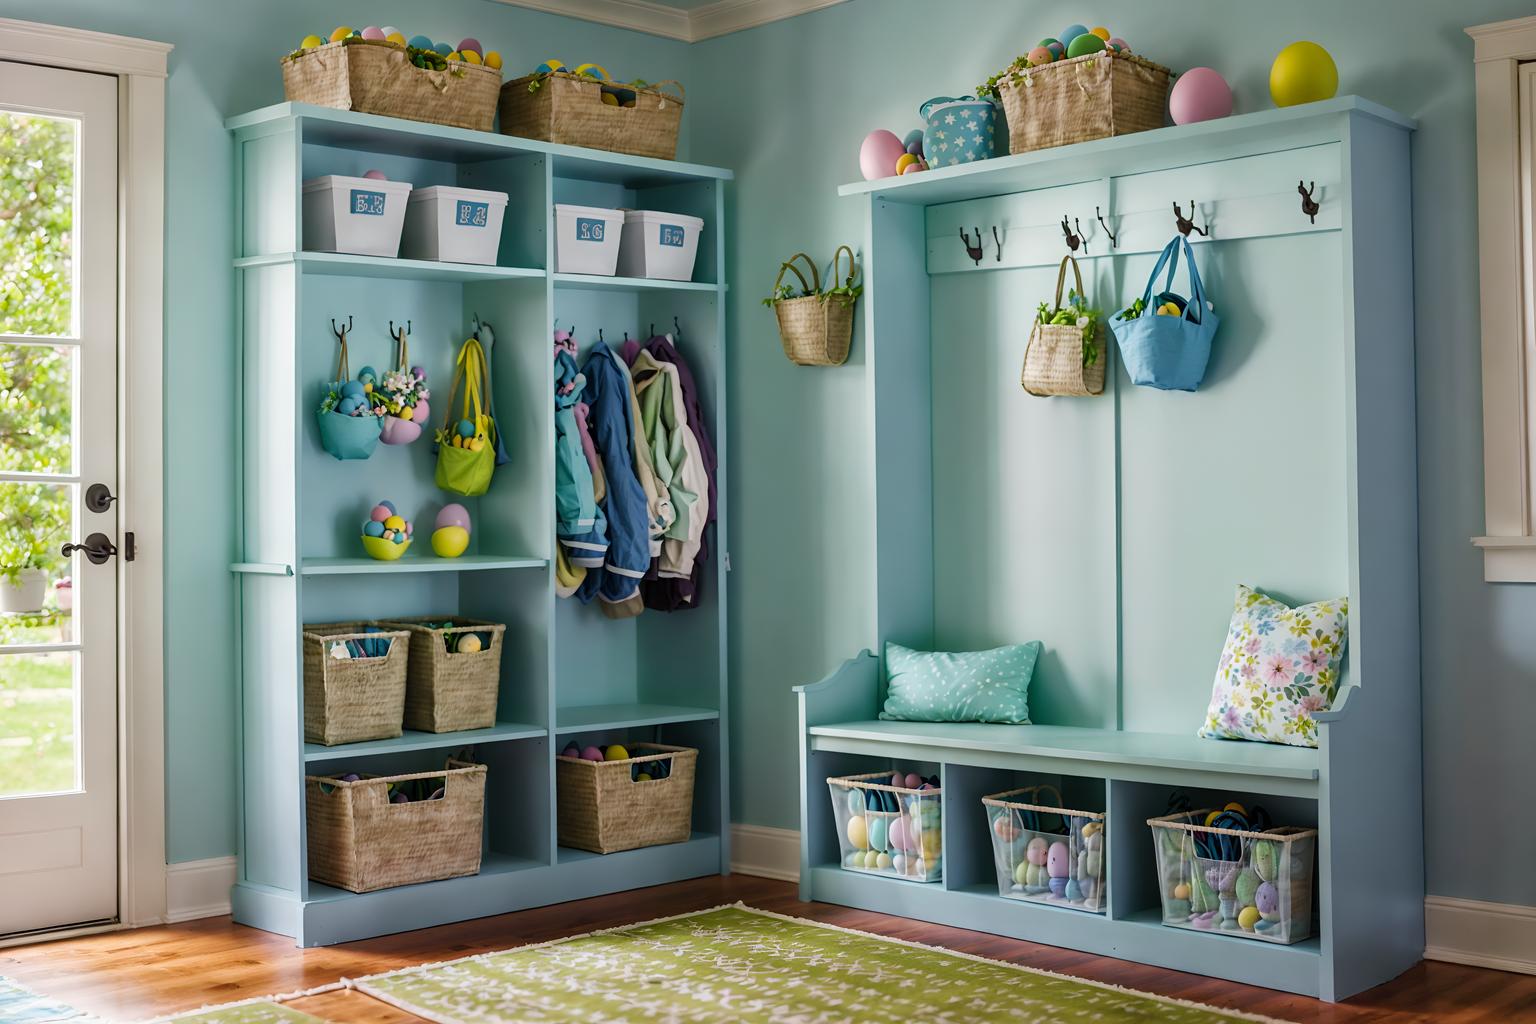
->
617, 210, 704, 282
401, 185, 509, 266
554, 204, 624, 277
302, 175, 413, 258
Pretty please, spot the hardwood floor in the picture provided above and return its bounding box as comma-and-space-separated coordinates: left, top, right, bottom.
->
3, 875, 1532, 1022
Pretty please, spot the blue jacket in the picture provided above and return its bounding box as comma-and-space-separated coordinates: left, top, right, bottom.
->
554, 340, 606, 568
575, 345, 651, 614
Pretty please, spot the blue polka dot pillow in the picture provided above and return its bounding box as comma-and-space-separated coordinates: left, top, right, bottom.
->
1199, 585, 1349, 748
879, 641, 1040, 725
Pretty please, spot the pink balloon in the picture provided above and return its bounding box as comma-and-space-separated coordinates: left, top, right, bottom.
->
859, 130, 907, 181
411, 399, 429, 426
1169, 67, 1233, 125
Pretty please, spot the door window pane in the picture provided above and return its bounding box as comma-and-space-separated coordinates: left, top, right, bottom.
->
0, 481, 70, 630
0, 343, 74, 474
0, 652, 77, 797
0, 111, 77, 337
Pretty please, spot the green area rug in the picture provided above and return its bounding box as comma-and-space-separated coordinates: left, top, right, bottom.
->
153, 1003, 325, 1024
345, 904, 1290, 1024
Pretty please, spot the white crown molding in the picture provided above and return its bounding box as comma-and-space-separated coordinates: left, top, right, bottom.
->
486, 0, 850, 42
0, 17, 170, 77
1467, 15, 1536, 62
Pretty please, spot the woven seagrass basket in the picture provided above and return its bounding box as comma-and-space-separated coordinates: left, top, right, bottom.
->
282, 38, 502, 133
1021, 255, 1107, 397
997, 50, 1171, 155
306, 760, 486, 893
498, 73, 685, 159
300, 622, 410, 746
377, 618, 505, 732
769, 246, 859, 367
557, 743, 696, 854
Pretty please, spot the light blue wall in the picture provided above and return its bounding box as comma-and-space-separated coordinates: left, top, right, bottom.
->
689, 0, 1536, 908
0, 0, 689, 863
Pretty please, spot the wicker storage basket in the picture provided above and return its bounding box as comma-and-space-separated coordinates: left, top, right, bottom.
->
306, 759, 486, 893
282, 38, 502, 133
997, 50, 1170, 155
557, 743, 696, 854
769, 247, 859, 367
1021, 255, 1107, 397
378, 618, 505, 732
300, 623, 410, 746
498, 73, 685, 160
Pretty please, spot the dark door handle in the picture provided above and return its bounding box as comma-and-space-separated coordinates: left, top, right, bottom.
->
62, 533, 117, 565
85, 483, 117, 513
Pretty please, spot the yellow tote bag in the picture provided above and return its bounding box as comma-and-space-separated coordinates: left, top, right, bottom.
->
435, 337, 498, 496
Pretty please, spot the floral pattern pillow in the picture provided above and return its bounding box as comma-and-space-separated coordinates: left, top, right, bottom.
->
1199, 585, 1349, 748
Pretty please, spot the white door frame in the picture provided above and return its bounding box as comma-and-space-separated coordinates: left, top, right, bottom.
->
0, 17, 170, 935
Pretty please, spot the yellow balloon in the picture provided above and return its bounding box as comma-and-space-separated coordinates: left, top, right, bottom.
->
1269, 41, 1338, 108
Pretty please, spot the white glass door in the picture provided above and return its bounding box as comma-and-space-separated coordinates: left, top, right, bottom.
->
0, 61, 118, 936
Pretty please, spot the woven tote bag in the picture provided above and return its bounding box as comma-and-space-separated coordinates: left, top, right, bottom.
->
1021, 255, 1106, 397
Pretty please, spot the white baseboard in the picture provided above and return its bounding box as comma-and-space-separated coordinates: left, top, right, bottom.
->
164, 856, 236, 923
729, 824, 800, 882
1425, 895, 1536, 975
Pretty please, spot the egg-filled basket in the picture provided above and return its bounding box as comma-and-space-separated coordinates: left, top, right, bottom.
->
300, 622, 411, 745
1148, 809, 1317, 944
498, 72, 685, 161
306, 759, 486, 893
994, 49, 1170, 155
556, 743, 697, 855
982, 786, 1106, 913
827, 771, 943, 883
282, 37, 502, 133
376, 617, 505, 733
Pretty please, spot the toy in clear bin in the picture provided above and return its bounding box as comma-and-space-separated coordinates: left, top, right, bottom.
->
982, 786, 1106, 913
827, 770, 942, 882
1149, 806, 1317, 944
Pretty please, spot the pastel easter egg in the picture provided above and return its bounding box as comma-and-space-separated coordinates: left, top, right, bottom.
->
876, 852, 893, 871
378, 499, 396, 514
408, 35, 434, 51
1235, 868, 1260, 907
895, 153, 920, 175
435, 503, 472, 531
888, 815, 911, 853
485, 51, 502, 70
457, 419, 475, 438
1108, 37, 1130, 52
447, 52, 463, 63
1066, 32, 1106, 58
1028, 46, 1054, 65
1047, 841, 1070, 878
846, 814, 869, 851
845, 851, 863, 868
300, 35, 325, 49
560, 742, 580, 758
863, 849, 882, 869
846, 789, 864, 815
603, 744, 629, 761
580, 745, 604, 761
868, 816, 888, 852
574, 63, 609, 80
391, 532, 406, 545
457, 37, 483, 56
1238, 905, 1262, 931
383, 515, 406, 531
369, 504, 391, 522
1038, 37, 1061, 53
1026, 837, 1048, 866
361, 26, 385, 40
890, 771, 904, 788
893, 853, 908, 875
362, 169, 387, 181
1048, 876, 1068, 897
1173, 882, 1191, 900
1013, 860, 1030, 886
536, 59, 565, 74
431, 525, 470, 558
340, 380, 364, 398
858, 129, 906, 181
1089, 26, 1111, 40
1251, 840, 1278, 881
1169, 67, 1233, 125
1059, 24, 1088, 45
1083, 850, 1103, 878
1255, 881, 1280, 915
433, 41, 453, 56
363, 520, 385, 538
330, 26, 353, 41
903, 772, 921, 789
1064, 879, 1082, 901
902, 129, 925, 156
461, 50, 482, 65
992, 814, 1020, 843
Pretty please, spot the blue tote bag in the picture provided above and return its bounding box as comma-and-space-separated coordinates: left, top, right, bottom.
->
1109, 236, 1219, 392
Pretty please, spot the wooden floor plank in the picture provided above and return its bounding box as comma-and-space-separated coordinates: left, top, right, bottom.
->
0, 875, 1529, 1022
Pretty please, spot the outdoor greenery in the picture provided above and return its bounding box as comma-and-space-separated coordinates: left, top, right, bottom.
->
1, 111, 77, 793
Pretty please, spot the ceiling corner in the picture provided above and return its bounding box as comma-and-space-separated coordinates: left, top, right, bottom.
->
487, 0, 851, 43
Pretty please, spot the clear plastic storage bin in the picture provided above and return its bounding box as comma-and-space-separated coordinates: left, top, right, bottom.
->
1149, 809, 1317, 944
982, 786, 1106, 913
302, 175, 412, 258
400, 185, 508, 265
554, 203, 624, 276
828, 771, 942, 883
617, 210, 704, 281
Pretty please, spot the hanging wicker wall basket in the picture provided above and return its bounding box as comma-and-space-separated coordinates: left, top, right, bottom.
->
767, 246, 861, 367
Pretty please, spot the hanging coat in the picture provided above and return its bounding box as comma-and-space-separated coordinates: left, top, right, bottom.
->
640, 334, 718, 611
554, 338, 606, 569
575, 345, 652, 618
614, 350, 674, 555
631, 349, 709, 580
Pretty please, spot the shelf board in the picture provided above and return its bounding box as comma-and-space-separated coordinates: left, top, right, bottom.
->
235, 251, 544, 282
304, 721, 546, 763
807, 720, 1320, 784
553, 273, 721, 294
306, 850, 545, 904
557, 831, 718, 865
555, 702, 719, 733
1116, 906, 1321, 957
299, 553, 547, 576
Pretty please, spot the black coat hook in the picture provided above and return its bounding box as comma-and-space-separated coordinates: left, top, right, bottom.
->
598, 328, 605, 344
649, 322, 656, 338
1061, 215, 1087, 253
389, 319, 411, 339
992, 225, 1002, 262
330, 315, 353, 342
673, 316, 682, 339
1298, 180, 1320, 224
1173, 200, 1209, 238
960, 226, 984, 266
1095, 206, 1118, 248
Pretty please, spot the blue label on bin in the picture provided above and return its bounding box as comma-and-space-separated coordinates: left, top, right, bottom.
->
455, 200, 490, 227
659, 223, 686, 247
349, 189, 387, 216
575, 217, 606, 242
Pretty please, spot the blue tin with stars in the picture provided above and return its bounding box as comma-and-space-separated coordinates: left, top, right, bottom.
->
920, 96, 1001, 169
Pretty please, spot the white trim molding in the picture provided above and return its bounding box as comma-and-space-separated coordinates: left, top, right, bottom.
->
1425, 895, 1536, 975
165, 857, 237, 923
1469, 16, 1536, 582
487, 0, 850, 42
0, 18, 171, 931
730, 824, 801, 882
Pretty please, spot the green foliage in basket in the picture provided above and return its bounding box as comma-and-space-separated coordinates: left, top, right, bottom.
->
977, 55, 1042, 98
761, 281, 863, 310
1118, 296, 1148, 321
1036, 290, 1103, 367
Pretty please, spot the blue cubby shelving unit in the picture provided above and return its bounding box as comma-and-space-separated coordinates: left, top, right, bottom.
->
796, 97, 1422, 1001
227, 103, 731, 946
